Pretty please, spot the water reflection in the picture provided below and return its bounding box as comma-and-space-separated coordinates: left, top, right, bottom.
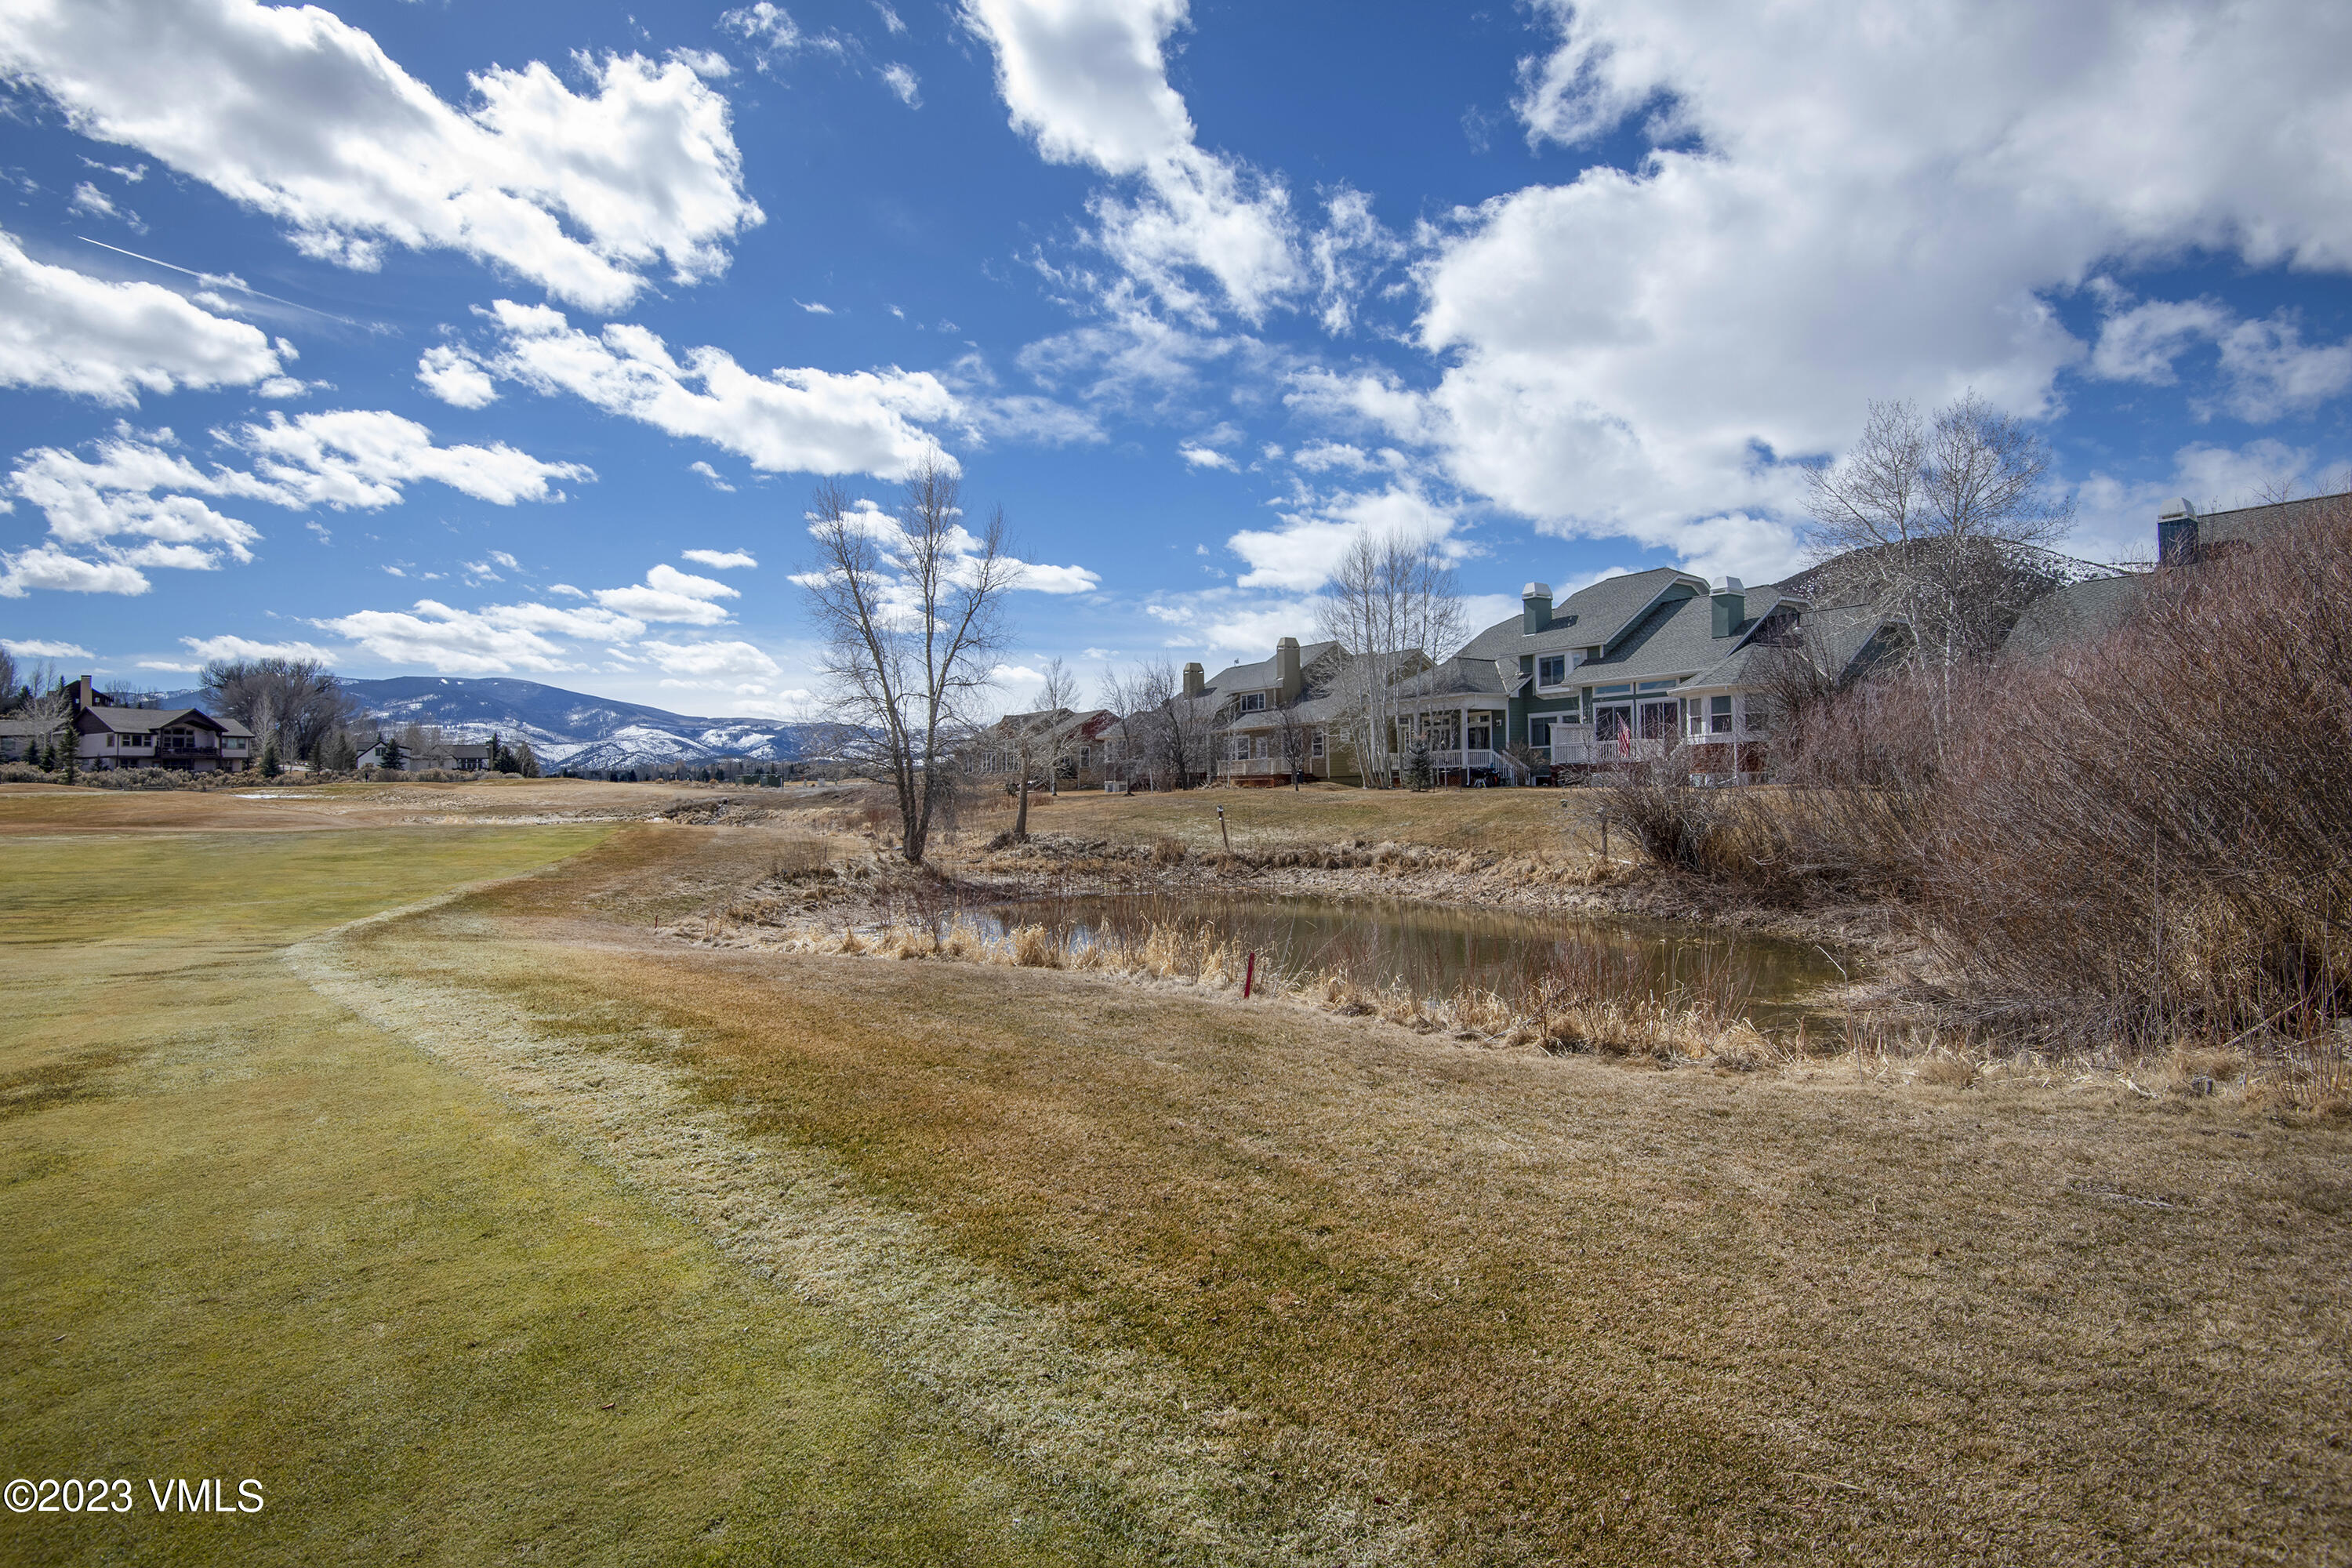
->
946, 891, 1845, 1030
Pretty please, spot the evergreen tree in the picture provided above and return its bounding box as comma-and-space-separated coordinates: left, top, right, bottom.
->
260, 742, 281, 779
378, 735, 403, 771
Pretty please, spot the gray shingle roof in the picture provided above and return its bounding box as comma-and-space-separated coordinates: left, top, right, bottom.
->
2000, 574, 2147, 660
1202, 639, 1343, 694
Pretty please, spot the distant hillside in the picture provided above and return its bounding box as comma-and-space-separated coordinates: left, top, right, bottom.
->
167, 675, 825, 771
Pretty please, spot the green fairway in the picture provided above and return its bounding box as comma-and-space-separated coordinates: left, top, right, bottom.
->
0, 826, 1141, 1566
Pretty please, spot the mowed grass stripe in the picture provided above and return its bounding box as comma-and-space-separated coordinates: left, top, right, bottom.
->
1, 826, 1147, 1567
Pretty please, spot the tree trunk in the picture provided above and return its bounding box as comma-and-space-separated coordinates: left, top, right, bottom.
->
1015, 773, 1031, 839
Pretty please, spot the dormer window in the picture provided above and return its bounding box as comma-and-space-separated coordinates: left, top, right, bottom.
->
1537, 654, 1568, 687
1236, 692, 1266, 713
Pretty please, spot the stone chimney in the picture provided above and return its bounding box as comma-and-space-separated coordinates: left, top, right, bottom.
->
2158, 498, 2199, 566
1181, 662, 1206, 699
1710, 577, 1746, 638
1521, 582, 1552, 636
71, 675, 98, 711
1275, 637, 1302, 703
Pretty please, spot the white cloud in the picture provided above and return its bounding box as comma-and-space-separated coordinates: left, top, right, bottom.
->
1225, 478, 1458, 592
314, 600, 574, 674
474, 299, 960, 479
797, 299, 834, 314
688, 461, 737, 492
1, 637, 93, 658
873, 3, 907, 35
416, 345, 499, 408
879, 64, 920, 107
668, 47, 732, 81
961, 0, 1300, 323
594, 561, 739, 626
3, 414, 586, 597
230, 409, 590, 508
178, 633, 336, 663
1178, 443, 1234, 470
681, 547, 757, 568
641, 637, 782, 683
0, 543, 152, 597
1011, 560, 1101, 593
69, 181, 138, 227
1392, 0, 2352, 577
0, 0, 763, 310
0, 228, 283, 404
719, 3, 845, 72
2088, 288, 2352, 421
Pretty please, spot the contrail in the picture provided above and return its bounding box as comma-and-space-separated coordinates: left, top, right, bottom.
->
77, 235, 361, 326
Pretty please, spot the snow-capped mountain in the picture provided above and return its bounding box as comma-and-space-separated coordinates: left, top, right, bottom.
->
347, 677, 823, 770
169, 676, 825, 771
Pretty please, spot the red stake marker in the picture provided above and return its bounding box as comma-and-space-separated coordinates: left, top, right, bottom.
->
1243, 950, 1256, 999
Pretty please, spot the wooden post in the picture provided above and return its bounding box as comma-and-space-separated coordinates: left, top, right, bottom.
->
1599, 806, 1610, 863
1243, 950, 1256, 999
1218, 805, 1231, 852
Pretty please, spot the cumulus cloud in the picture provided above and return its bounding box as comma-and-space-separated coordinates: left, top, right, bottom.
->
2089, 288, 2352, 423
0, 228, 283, 404
470, 299, 960, 480
594, 561, 739, 626
1389, 0, 2352, 579
718, 3, 845, 72
879, 63, 920, 107
687, 460, 736, 492
1225, 477, 1458, 592
3, 413, 587, 597
641, 637, 782, 684
681, 547, 757, 568
416, 345, 499, 408
314, 600, 575, 674
178, 633, 336, 662
961, 0, 1300, 323
1178, 442, 1235, 470
0, 0, 763, 310
1, 637, 93, 658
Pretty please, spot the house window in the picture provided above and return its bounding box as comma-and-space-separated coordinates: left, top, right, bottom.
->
1637, 679, 1679, 693
1595, 706, 1633, 742
1467, 717, 1492, 750
1236, 692, 1266, 712
1537, 654, 1567, 686
1529, 717, 1553, 748
1594, 683, 1632, 698
1310, 728, 1325, 757
1710, 695, 1733, 734
1744, 696, 1773, 732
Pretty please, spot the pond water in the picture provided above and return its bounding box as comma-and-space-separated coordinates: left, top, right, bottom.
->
952, 891, 1848, 1033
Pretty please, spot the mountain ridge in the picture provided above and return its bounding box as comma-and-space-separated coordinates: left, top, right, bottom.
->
164, 675, 822, 772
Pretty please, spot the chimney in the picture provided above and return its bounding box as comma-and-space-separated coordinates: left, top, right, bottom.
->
1521, 582, 1552, 635
1276, 637, 1302, 703
1181, 661, 1206, 699
1710, 577, 1746, 638
2158, 498, 2199, 566
72, 675, 98, 712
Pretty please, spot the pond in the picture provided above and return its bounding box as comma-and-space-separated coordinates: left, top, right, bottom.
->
949, 890, 1849, 1033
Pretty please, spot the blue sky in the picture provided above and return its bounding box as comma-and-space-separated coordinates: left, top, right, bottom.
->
3, 0, 2349, 717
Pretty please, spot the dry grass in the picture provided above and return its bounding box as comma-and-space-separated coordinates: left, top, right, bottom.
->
0, 818, 1148, 1567
372, 827, 2352, 1565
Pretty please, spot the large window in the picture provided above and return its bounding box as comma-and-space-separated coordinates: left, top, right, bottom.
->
1595, 705, 1633, 742
1537, 654, 1567, 686
1529, 717, 1552, 748
1236, 691, 1266, 713
1710, 695, 1733, 734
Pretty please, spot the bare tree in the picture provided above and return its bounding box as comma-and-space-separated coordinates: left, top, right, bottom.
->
1001, 659, 1080, 840
1803, 392, 2074, 669
802, 456, 1017, 864
1272, 702, 1314, 789
1101, 659, 1217, 790
1316, 530, 1463, 787
0, 646, 16, 713
1037, 656, 1081, 800
201, 657, 359, 764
